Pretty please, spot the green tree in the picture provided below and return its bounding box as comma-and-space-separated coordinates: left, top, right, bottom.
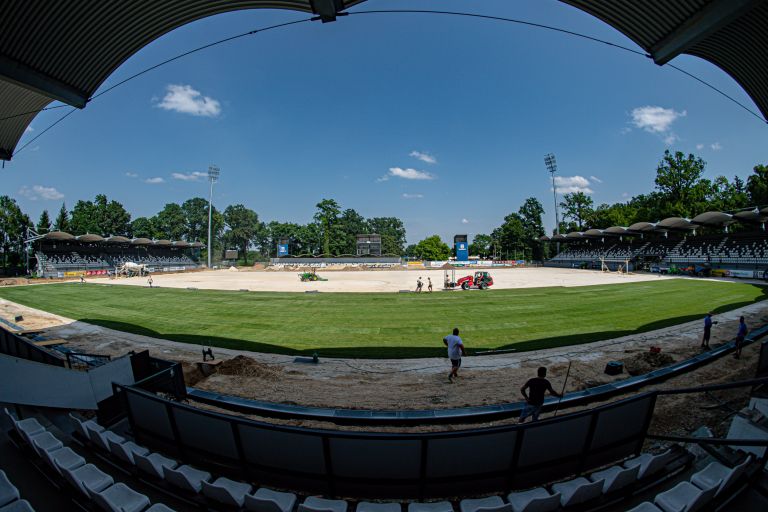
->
153, 203, 186, 240
69, 199, 99, 235
0, 196, 29, 272
313, 199, 341, 256
69, 194, 130, 236
368, 217, 407, 255
494, 213, 527, 259
559, 192, 594, 230
338, 209, 369, 255
53, 202, 69, 232
518, 197, 546, 260
223, 204, 262, 265
413, 235, 451, 261
130, 217, 154, 239
469, 234, 493, 258
747, 164, 768, 206
654, 150, 707, 217
181, 197, 212, 242
36, 210, 51, 235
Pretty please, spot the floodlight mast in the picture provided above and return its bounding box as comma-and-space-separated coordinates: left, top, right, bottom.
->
207, 165, 220, 268
544, 153, 560, 252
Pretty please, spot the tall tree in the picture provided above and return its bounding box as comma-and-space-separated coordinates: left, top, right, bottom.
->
494, 213, 527, 259
559, 192, 594, 230
53, 202, 70, 232
368, 217, 407, 255
747, 164, 768, 206
69, 194, 130, 236
36, 210, 51, 235
130, 217, 154, 239
413, 235, 451, 261
469, 234, 493, 258
223, 204, 262, 265
153, 203, 186, 240
181, 197, 220, 243
338, 208, 369, 255
313, 199, 341, 256
518, 197, 546, 260
654, 150, 707, 217
0, 196, 29, 271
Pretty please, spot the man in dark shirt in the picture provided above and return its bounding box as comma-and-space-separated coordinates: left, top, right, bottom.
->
519, 367, 562, 423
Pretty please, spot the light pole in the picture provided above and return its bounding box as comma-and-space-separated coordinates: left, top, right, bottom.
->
207, 165, 220, 268
544, 153, 560, 253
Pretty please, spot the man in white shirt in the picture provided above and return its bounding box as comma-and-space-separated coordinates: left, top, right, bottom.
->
443, 327, 466, 382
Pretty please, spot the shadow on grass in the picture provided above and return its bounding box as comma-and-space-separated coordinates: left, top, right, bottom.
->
80, 289, 766, 359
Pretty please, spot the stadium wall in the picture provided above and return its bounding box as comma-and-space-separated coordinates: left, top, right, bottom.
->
269, 257, 402, 265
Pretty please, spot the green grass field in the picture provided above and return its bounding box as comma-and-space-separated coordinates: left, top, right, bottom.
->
0, 280, 764, 358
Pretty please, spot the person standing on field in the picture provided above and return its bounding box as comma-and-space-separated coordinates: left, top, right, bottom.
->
701, 312, 717, 349
519, 366, 562, 423
734, 316, 747, 359
443, 328, 466, 382
428, 277, 433, 293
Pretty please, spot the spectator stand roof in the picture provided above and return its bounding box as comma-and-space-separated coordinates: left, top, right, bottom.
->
36, 231, 201, 247
1, 1, 767, 160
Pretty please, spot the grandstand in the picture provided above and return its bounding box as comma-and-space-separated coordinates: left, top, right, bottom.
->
545, 211, 768, 274
31, 232, 203, 278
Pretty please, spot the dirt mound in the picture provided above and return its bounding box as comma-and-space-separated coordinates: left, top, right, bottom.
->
624, 351, 675, 376
181, 361, 206, 386
217, 355, 283, 381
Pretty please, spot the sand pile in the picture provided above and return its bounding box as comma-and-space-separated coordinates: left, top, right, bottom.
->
624, 351, 676, 376
228, 266, 239, 272
181, 361, 206, 386
216, 355, 283, 380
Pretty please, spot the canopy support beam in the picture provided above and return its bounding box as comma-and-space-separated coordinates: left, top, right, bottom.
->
310, 0, 346, 22
0, 53, 88, 108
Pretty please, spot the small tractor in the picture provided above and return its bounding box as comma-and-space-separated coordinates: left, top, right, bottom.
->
456, 271, 494, 290
298, 270, 327, 282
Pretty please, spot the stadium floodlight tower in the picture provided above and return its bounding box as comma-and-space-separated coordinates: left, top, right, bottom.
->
207, 165, 220, 268
544, 153, 560, 252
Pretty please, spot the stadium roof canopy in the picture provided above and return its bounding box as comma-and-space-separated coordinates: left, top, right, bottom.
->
37, 232, 201, 246
691, 211, 733, 225
42, 231, 75, 241
105, 236, 131, 244
76, 234, 104, 243
657, 217, 696, 231
1, 0, 767, 160
733, 208, 765, 222
627, 222, 658, 232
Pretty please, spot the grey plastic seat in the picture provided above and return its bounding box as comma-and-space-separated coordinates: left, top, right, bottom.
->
299, 496, 349, 512
13, 418, 44, 445
0, 471, 20, 507
590, 464, 640, 494
134, 452, 178, 479
625, 503, 663, 512
0, 500, 35, 512
201, 477, 252, 507
86, 424, 124, 452
42, 446, 85, 475
146, 505, 176, 512
61, 463, 114, 498
408, 503, 453, 512
690, 455, 751, 496
551, 477, 604, 507
357, 503, 401, 512
507, 488, 561, 512
459, 496, 512, 512
245, 487, 297, 512
89, 483, 150, 512
107, 437, 148, 465
623, 449, 673, 479
654, 481, 718, 512
162, 465, 211, 493
29, 431, 63, 458
70, 414, 105, 442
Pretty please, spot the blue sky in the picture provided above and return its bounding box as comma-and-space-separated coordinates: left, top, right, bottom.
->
4, 0, 767, 243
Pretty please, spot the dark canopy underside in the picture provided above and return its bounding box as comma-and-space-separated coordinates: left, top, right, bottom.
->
0, 0, 766, 160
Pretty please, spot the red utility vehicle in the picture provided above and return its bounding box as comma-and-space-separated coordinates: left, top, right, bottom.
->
456, 271, 494, 290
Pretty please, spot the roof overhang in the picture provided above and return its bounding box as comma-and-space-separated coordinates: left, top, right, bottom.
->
105, 236, 131, 243
42, 231, 75, 241
131, 238, 152, 245
657, 217, 695, 231
76, 234, 104, 243
691, 211, 733, 225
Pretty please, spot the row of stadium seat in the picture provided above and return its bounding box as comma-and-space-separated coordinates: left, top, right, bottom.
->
0, 470, 33, 512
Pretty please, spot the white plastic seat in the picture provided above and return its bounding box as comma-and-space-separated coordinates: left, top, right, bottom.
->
69, 413, 104, 441
690, 456, 751, 496
61, 463, 114, 497
407, 503, 453, 512
551, 477, 604, 507
654, 481, 718, 512
0, 471, 20, 507
590, 464, 640, 494
459, 496, 512, 512
625, 503, 663, 512
0, 500, 35, 512
89, 483, 150, 512
357, 503, 401, 512
29, 431, 63, 458
299, 496, 349, 512
41, 446, 85, 475
623, 449, 673, 479
146, 505, 176, 512
134, 452, 178, 479
162, 465, 211, 493
107, 438, 148, 465
245, 487, 297, 512
86, 424, 124, 452
201, 476, 252, 507
507, 488, 560, 512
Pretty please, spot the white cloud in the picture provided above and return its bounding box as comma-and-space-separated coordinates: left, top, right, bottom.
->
144, 177, 165, 184
711, 142, 722, 151
462, 218, 469, 224
553, 175, 593, 194
663, 133, 679, 145
156, 84, 221, 117
622, 192, 630, 198
631, 106, 686, 133
402, 193, 424, 199
171, 171, 207, 181
379, 167, 435, 181
589, 175, 603, 184
620, 127, 632, 135
409, 150, 437, 164
125, 172, 138, 178
18, 185, 64, 201
696, 143, 704, 150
